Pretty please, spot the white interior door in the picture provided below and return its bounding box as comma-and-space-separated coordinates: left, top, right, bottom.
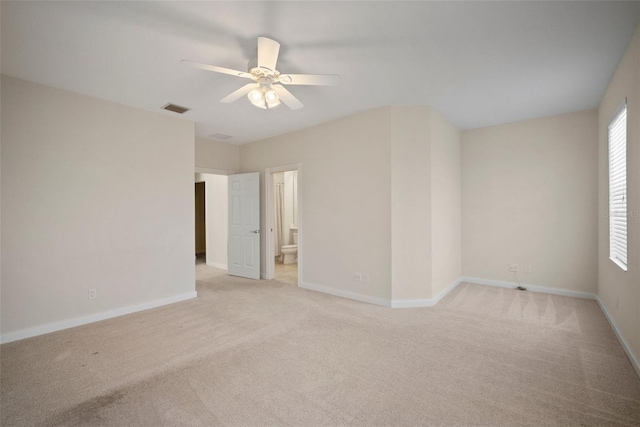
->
228, 172, 260, 279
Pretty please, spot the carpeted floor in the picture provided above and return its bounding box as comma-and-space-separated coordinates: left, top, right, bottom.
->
1, 265, 639, 426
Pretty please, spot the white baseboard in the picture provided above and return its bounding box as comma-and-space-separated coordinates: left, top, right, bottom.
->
297, 275, 595, 311
0, 291, 198, 344
210, 262, 227, 270
391, 277, 464, 308
299, 278, 465, 309
390, 298, 434, 308
595, 296, 640, 378
299, 281, 390, 307
461, 276, 596, 300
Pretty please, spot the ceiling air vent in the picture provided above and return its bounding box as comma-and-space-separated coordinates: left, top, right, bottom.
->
210, 133, 233, 140
162, 103, 190, 114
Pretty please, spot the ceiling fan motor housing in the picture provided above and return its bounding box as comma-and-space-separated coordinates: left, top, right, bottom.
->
257, 76, 273, 88
248, 58, 279, 79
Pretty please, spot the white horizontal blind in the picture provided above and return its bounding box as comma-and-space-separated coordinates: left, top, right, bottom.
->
608, 102, 627, 270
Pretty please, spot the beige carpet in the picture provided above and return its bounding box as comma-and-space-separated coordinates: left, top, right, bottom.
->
2, 266, 639, 426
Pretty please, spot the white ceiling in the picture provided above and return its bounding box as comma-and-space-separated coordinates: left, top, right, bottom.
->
2, 1, 639, 145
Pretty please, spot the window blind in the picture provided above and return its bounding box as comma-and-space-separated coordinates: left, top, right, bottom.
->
608, 102, 627, 270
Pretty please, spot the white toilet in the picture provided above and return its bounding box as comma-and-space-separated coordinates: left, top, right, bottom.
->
281, 231, 298, 264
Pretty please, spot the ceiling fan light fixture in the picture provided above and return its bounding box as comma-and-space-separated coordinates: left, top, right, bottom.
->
264, 88, 281, 109
250, 98, 266, 108
265, 89, 278, 103
248, 87, 266, 108
266, 97, 281, 109
248, 88, 263, 102
247, 86, 281, 109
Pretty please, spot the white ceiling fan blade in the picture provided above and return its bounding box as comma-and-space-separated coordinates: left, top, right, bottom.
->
181, 60, 253, 79
278, 73, 341, 86
220, 83, 259, 103
272, 84, 303, 110
257, 37, 280, 71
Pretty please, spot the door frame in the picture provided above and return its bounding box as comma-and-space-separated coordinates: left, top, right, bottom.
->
195, 166, 234, 176
264, 163, 302, 284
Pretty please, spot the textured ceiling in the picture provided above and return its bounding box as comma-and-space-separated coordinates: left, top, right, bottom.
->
2, 1, 639, 144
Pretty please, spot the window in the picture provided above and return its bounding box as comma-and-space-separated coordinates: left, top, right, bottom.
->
608, 100, 627, 271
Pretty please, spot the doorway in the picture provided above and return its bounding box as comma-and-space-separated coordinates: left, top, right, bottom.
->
194, 182, 206, 265
194, 171, 229, 281
265, 164, 302, 285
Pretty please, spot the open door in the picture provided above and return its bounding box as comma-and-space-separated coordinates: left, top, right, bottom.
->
228, 172, 260, 279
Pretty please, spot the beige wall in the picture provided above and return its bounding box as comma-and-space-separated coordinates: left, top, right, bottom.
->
462, 110, 598, 293
241, 106, 461, 304
598, 23, 640, 364
240, 108, 393, 302
195, 137, 239, 173
390, 107, 432, 300
389, 107, 462, 302
389, 107, 461, 302
1, 76, 196, 337
430, 110, 462, 297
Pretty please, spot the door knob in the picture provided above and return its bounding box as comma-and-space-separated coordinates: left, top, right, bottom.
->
250, 229, 260, 234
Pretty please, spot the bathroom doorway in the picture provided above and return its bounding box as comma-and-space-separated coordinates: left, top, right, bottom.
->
265, 164, 301, 286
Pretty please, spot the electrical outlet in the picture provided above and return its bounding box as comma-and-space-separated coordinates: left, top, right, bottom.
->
524, 265, 532, 273
509, 264, 518, 272
363, 274, 370, 283
88, 289, 97, 300
354, 272, 362, 282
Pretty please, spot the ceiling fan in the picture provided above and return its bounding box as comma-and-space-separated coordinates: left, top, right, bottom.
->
182, 37, 340, 110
